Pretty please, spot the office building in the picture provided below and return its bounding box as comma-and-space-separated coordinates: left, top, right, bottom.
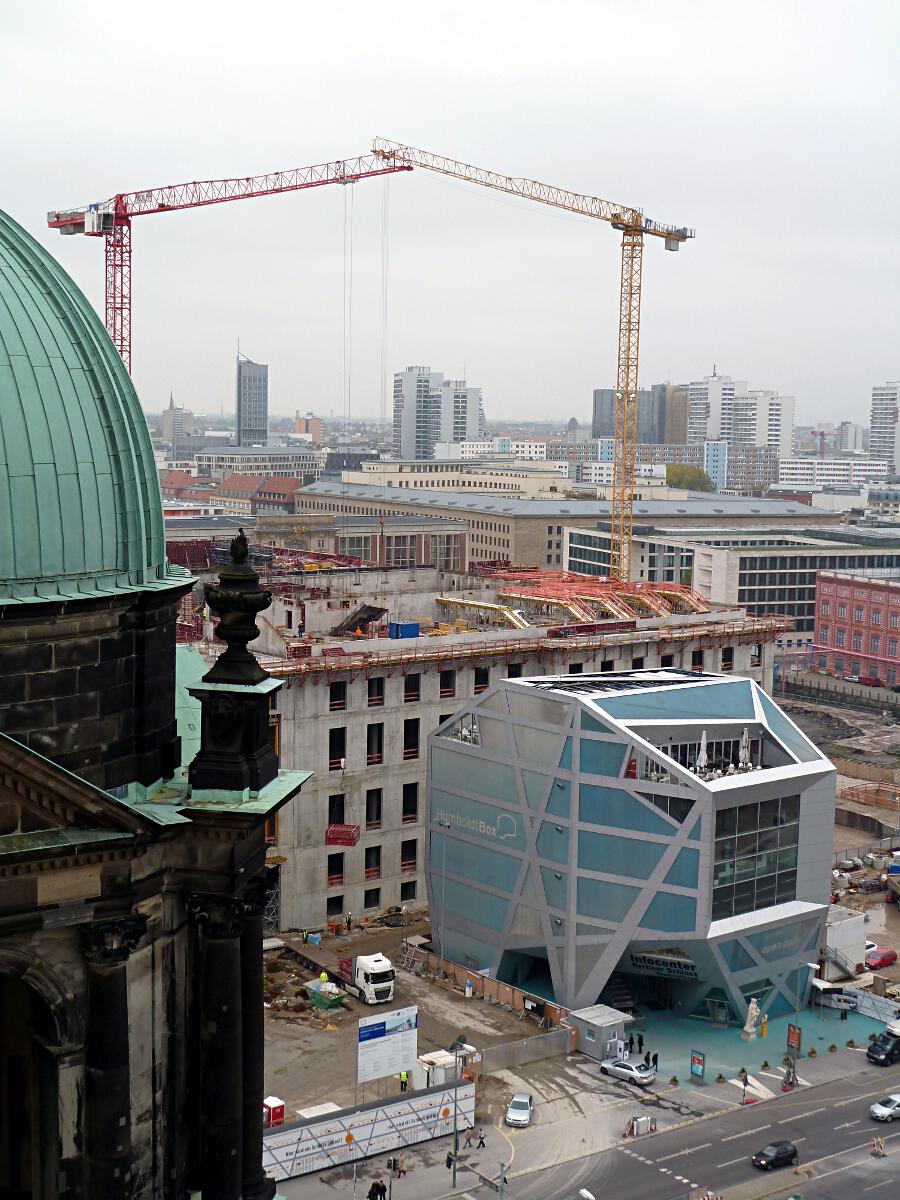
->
296, 482, 841, 571
392, 365, 486, 459
426, 670, 834, 1014
236, 353, 269, 445
160, 391, 194, 443
814, 572, 900, 685
195, 445, 326, 481
869, 382, 900, 473
839, 421, 866, 454
342, 458, 568, 497
592, 385, 667, 444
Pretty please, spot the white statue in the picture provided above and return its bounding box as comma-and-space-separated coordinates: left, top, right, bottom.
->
740, 996, 761, 1041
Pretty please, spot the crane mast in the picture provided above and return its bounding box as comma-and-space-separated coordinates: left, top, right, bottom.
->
371, 138, 693, 581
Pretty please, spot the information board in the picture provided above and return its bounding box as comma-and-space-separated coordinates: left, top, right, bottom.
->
357, 1006, 419, 1084
690, 1049, 705, 1079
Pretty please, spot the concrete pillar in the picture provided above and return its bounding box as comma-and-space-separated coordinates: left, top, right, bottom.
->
80, 914, 147, 1199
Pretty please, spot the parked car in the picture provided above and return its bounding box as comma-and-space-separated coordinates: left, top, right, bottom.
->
867, 940, 879, 954
598, 1058, 657, 1087
847, 675, 861, 683
751, 1140, 799, 1170
867, 1032, 900, 1066
859, 675, 884, 687
870, 1094, 900, 1122
504, 1092, 534, 1127
866, 948, 898, 971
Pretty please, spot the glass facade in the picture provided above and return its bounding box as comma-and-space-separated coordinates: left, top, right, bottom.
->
712, 796, 800, 919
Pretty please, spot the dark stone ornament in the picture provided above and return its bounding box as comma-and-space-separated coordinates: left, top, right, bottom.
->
80, 914, 148, 966
203, 528, 272, 687
187, 528, 282, 793
189, 895, 245, 940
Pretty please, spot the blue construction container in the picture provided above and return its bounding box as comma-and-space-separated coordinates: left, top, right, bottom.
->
389, 621, 420, 639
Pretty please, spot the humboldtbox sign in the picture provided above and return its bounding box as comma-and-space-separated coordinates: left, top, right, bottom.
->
357, 1006, 419, 1084
262, 1083, 476, 1179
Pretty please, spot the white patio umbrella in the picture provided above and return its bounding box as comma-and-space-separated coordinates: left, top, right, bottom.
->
739, 726, 751, 767
696, 729, 708, 771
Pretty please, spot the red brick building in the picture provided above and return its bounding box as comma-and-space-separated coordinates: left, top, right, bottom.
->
814, 571, 900, 684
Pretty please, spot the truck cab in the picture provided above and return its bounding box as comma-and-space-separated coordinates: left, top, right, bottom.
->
352, 953, 395, 1004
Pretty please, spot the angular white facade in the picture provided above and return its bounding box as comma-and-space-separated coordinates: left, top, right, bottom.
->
427, 670, 834, 1019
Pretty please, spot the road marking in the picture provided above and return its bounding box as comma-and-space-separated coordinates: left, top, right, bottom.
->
656, 1143, 712, 1162
721, 1124, 771, 1142
793, 1107, 826, 1118
835, 1119, 861, 1129
658, 1167, 671, 1173
864, 1183, 895, 1193
716, 1156, 748, 1168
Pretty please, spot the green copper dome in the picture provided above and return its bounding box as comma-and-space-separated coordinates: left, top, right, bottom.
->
0, 208, 181, 603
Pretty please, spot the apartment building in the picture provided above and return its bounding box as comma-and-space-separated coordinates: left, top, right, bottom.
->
343, 458, 568, 496
778, 458, 889, 488
869, 382, 900, 473
688, 374, 795, 458
392, 365, 486, 459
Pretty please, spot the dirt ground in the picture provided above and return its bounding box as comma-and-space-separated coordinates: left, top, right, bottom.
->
263, 920, 535, 1117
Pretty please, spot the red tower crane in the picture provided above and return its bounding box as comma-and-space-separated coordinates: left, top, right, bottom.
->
47, 155, 412, 373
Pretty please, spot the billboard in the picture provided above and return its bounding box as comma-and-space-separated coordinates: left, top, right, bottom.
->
357, 1006, 418, 1084
262, 1083, 475, 1179
690, 1049, 705, 1080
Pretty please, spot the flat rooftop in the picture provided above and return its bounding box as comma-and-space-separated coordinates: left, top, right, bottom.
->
300, 481, 823, 518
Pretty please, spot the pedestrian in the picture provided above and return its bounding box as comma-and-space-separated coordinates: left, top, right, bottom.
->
840, 1005, 848, 1022
628, 1032, 635, 1053
477, 1127, 486, 1149
346, 912, 353, 931
399, 1070, 408, 1093
651, 1051, 658, 1070
397, 1152, 406, 1177
637, 1033, 644, 1054
379, 1181, 389, 1200
367, 1181, 380, 1200
643, 1050, 651, 1068
301, 929, 309, 944
464, 1126, 474, 1148
319, 969, 328, 983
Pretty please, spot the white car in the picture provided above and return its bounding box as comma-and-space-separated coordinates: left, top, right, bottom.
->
870, 1094, 900, 1122
599, 1058, 657, 1086
504, 1092, 534, 1127
867, 940, 878, 954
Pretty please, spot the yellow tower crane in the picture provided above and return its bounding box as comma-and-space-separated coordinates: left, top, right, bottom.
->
371, 138, 694, 580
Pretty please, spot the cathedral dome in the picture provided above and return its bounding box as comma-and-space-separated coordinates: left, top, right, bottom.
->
0, 208, 176, 603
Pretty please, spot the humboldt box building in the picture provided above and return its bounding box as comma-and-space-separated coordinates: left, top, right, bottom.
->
426, 670, 834, 1021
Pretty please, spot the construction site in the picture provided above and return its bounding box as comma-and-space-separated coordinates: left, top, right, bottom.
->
171, 537, 791, 934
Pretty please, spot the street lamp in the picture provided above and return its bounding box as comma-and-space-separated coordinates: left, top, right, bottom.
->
436, 818, 451, 981
449, 1039, 476, 1189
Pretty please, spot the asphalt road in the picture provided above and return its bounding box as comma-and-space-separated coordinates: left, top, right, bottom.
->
502, 1061, 900, 1200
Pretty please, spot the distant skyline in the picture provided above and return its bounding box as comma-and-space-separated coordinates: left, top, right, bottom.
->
3, 2, 898, 426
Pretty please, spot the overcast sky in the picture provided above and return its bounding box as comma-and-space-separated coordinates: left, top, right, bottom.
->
3, 1, 898, 427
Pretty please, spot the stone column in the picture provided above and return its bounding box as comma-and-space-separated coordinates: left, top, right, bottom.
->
192, 895, 244, 1200
241, 879, 277, 1200
80, 914, 147, 1199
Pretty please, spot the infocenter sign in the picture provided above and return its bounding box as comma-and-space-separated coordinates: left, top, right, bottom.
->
358, 1006, 419, 1084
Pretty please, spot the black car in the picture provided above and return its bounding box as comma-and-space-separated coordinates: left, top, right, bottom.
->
867, 1033, 900, 1066
751, 1140, 798, 1170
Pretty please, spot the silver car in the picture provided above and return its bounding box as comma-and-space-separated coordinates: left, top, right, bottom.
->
504, 1092, 534, 1127
870, 1094, 900, 1122
599, 1058, 657, 1086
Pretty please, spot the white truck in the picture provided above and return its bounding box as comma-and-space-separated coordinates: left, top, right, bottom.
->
289, 939, 395, 1004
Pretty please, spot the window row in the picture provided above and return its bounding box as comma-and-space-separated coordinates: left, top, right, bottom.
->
325, 879, 418, 918
712, 870, 797, 920
327, 782, 420, 827
326, 839, 419, 887
328, 668, 481, 711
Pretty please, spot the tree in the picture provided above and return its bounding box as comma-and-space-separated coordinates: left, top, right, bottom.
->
666, 464, 715, 492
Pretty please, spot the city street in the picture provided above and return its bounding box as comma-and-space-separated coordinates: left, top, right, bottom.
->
276, 1057, 900, 1199
504, 1062, 900, 1200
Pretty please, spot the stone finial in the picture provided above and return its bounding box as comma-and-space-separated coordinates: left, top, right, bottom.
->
203, 530, 272, 685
